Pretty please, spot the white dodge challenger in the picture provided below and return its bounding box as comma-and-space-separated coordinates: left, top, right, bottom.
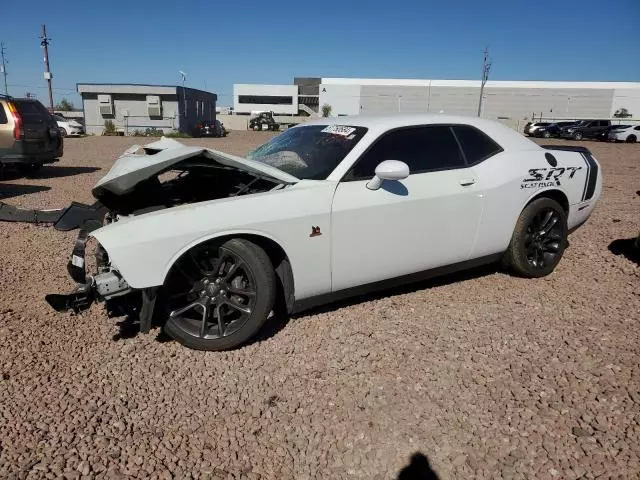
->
46, 115, 602, 351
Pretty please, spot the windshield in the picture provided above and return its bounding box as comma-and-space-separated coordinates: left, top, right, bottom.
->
246, 125, 368, 180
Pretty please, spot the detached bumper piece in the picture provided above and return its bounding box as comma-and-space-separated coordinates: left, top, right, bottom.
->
0, 200, 107, 231
46, 284, 94, 313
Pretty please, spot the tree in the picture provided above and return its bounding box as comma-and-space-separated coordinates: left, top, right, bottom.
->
613, 107, 632, 118
55, 98, 74, 111
321, 104, 332, 117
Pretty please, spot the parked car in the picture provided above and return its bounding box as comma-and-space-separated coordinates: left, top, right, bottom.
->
607, 124, 640, 143
533, 121, 580, 138
593, 124, 631, 142
560, 120, 611, 140
0, 95, 63, 173
54, 114, 84, 137
193, 120, 228, 138
523, 122, 551, 136
46, 115, 602, 351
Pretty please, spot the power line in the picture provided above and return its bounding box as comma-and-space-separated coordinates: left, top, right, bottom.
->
7, 83, 76, 93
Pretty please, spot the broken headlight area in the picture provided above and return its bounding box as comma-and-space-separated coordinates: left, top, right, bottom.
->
45, 227, 134, 315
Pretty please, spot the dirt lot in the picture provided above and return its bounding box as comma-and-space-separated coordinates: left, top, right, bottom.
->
1, 133, 639, 480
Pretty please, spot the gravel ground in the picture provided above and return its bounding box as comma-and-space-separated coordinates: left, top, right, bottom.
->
1, 133, 639, 480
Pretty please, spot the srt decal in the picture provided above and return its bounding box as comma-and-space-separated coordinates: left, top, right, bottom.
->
521, 167, 582, 189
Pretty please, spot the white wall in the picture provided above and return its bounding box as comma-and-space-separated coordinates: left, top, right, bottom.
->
233, 84, 298, 115
318, 84, 361, 116
610, 89, 640, 118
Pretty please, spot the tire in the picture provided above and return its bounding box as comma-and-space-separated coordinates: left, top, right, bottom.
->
59, 128, 68, 137
543, 131, 551, 138
163, 238, 276, 351
627, 135, 637, 143
573, 131, 583, 140
503, 198, 568, 278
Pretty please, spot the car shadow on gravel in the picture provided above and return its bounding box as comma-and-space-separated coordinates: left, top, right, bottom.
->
396, 452, 440, 479
608, 238, 640, 265
111, 307, 290, 346
0, 184, 51, 200
26, 166, 102, 179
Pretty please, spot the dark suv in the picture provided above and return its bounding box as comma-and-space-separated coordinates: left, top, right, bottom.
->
560, 120, 611, 140
0, 95, 63, 173
533, 121, 579, 138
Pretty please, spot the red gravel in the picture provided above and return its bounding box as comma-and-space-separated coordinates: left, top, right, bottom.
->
1, 134, 639, 479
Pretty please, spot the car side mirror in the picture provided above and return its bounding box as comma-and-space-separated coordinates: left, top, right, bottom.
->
366, 160, 410, 190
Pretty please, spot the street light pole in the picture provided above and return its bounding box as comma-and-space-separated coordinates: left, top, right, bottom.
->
0, 43, 8, 96
41, 24, 54, 112
179, 71, 187, 119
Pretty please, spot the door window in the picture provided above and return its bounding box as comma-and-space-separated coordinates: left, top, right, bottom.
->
347, 125, 465, 180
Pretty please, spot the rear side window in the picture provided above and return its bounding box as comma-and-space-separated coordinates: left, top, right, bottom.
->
349, 125, 465, 180
14, 100, 50, 120
0, 104, 7, 124
452, 125, 503, 164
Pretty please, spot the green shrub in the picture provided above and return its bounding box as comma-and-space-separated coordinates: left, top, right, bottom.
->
321, 104, 332, 117
103, 120, 117, 136
165, 130, 191, 138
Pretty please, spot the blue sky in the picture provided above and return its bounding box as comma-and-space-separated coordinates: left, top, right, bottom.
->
3, 0, 639, 107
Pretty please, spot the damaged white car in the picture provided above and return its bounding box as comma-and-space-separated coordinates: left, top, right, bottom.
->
46, 115, 602, 351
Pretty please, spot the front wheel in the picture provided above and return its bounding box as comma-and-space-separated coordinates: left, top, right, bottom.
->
543, 131, 551, 138
627, 135, 637, 143
573, 132, 583, 140
163, 238, 276, 351
59, 128, 68, 137
503, 198, 568, 278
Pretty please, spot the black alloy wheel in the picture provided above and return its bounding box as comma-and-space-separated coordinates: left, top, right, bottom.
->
523, 208, 564, 269
163, 239, 276, 351
503, 198, 568, 278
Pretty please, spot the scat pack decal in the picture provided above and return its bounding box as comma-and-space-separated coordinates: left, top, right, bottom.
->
520, 166, 582, 189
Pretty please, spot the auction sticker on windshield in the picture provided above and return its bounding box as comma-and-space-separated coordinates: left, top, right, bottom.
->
321, 125, 356, 136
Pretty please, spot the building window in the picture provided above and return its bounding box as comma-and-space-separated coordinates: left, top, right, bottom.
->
238, 95, 293, 105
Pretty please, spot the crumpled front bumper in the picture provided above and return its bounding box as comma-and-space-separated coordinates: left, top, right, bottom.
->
45, 222, 131, 314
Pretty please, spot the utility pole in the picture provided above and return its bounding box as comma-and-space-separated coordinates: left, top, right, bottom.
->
40, 24, 54, 112
0, 43, 8, 96
477, 46, 492, 117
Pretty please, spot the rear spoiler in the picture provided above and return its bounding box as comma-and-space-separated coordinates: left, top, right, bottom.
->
540, 145, 592, 154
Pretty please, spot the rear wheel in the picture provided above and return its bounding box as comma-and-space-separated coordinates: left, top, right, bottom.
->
163, 238, 276, 351
543, 131, 551, 138
59, 128, 68, 137
503, 198, 568, 278
573, 131, 583, 140
627, 135, 637, 143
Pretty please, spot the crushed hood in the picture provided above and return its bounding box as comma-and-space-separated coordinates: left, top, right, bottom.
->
92, 137, 299, 198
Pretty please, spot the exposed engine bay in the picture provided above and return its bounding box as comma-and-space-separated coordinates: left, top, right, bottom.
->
40, 137, 297, 332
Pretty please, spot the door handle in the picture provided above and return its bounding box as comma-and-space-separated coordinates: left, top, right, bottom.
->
459, 178, 477, 186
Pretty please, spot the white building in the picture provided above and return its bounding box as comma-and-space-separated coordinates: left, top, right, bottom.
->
318, 78, 640, 123
233, 84, 299, 115
232, 78, 640, 129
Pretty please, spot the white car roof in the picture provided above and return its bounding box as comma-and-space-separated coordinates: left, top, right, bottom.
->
301, 114, 540, 151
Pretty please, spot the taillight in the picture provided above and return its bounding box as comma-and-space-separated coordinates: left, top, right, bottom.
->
7, 102, 23, 140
